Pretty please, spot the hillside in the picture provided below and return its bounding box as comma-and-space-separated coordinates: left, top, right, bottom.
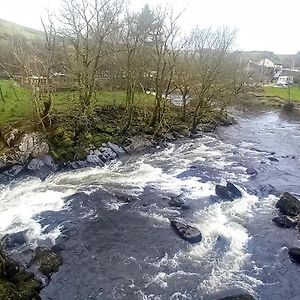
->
0, 18, 42, 40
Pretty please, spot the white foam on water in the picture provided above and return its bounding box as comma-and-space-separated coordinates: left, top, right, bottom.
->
187, 189, 262, 294
170, 292, 192, 300
0, 178, 73, 244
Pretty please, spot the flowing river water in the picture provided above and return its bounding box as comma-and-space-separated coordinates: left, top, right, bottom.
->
0, 106, 300, 300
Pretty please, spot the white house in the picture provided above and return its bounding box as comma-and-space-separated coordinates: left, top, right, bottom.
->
277, 76, 294, 86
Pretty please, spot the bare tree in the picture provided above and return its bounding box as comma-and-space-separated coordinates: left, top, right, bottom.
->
147, 7, 183, 128
58, 0, 123, 116
188, 27, 236, 131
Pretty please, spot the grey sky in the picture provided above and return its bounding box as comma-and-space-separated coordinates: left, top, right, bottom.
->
1, 0, 300, 54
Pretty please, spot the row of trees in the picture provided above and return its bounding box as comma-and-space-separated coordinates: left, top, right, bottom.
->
0, 0, 247, 132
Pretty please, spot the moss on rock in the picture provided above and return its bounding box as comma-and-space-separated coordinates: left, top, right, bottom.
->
30, 247, 63, 278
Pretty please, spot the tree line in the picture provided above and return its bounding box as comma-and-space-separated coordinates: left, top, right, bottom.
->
0, 0, 247, 133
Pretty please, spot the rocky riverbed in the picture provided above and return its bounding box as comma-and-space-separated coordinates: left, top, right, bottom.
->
0, 106, 300, 299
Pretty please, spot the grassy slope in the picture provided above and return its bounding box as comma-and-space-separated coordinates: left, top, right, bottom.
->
0, 80, 154, 125
0, 18, 42, 39
264, 85, 300, 102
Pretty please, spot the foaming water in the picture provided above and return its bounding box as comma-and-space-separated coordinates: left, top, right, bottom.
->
1, 108, 300, 299
0, 178, 73, 245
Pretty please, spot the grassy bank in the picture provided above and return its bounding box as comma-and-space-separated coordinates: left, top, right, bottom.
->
264, 85, 300, 102
0, 80, 191, 162
0, 80, 154, 125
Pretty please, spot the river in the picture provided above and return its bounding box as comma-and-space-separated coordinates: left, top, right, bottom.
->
0, 106, 299, 300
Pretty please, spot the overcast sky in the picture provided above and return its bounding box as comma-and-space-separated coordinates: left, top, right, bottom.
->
1, 0, 300, 54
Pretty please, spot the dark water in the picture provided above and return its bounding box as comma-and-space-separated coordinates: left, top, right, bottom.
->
0, 106, 299, 300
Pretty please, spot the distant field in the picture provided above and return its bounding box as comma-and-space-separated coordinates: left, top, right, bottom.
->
264, 85, 300, 102
0, 80, 154, 125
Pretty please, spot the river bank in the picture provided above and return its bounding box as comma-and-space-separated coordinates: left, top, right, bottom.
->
0, 104, 300, 299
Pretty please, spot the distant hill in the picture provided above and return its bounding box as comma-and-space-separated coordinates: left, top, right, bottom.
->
0, 18, 42, 40
235, 50, 300, 69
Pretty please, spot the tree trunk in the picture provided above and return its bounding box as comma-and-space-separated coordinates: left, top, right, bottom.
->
0, 85, 5, 102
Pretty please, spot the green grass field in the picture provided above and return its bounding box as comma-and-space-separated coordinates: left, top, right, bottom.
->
264, 85, 300, 102
0, 80, 154, 125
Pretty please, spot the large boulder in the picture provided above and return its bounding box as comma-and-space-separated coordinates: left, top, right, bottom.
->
215, 182, 242, 201
288, 248, 300, 264
30, 246, 63, 278
276, 192, 300, 216
272, 216, 298, 229
19, 133, 49, 159
170, 220, 202, 243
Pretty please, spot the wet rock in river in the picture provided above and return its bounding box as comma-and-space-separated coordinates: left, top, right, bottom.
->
226, 182, 242, 198
246, 167, 258, 176
170, 220, 202, 243
2, 230, 28, 249
107, 142, 125, 157
116, 194, 139, 203
276, 192, 300, 216
168, 196, 190, 209
268, 157, 279, 162
216, 185, 233, 200
259, 184, 277, 196
30, 246, 63, 278
215, 182, 242, 201
288, 248, 300, 264
272, 216, 298, 228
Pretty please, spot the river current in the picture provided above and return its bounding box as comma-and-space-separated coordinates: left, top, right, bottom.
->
0, 106, 299, 300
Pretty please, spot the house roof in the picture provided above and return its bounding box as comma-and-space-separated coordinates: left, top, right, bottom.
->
257, 58, 275, 68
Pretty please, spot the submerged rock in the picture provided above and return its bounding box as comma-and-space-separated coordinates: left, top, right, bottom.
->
30, 247, 63, 278
276, 192, 300, 216
246, 167, 258, 176
170, 220, 202, 243
116, 194, 139, 203
288, 248, 300, 264
259, 184, 277, 196
168, 196, 190, 209
272, 216, 298, 228
215, 182, 242, 201
219, 295, 256, 300
2, 231, 28, 249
